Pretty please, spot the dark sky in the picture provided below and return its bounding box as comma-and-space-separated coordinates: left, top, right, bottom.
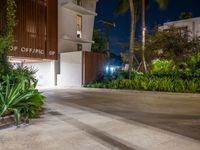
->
95, 0, 200, 55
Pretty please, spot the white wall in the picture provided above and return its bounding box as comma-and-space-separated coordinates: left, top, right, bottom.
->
25, 61, 56, 87
58, 0, 96, 53
56, 0, 97, 87
58, 51, 82, 87
160, 17, 200, 38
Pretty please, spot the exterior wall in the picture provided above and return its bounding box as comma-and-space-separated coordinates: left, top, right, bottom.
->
159, 17, 200, 38
58, 0, 96, 53
58, 51, 107, 87
25, 61, 56, 87
56, 0, 97, 86
82, 51, 107, 85
1, 0, 98, 87
0, 0, 58, 60
58, 51, 83, 87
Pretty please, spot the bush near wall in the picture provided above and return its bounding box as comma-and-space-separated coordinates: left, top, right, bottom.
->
87, 77, 200, 93
87, 54, 200, 93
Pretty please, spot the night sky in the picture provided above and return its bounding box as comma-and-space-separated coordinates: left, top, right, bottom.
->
95, 0, 200, 55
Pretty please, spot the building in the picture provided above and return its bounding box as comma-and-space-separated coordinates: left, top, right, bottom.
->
0, 0, 106, 87
159, 17, 200, 39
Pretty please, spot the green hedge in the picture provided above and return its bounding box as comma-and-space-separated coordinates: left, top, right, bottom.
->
87, 77, 200, 93
88, 55, 200, 93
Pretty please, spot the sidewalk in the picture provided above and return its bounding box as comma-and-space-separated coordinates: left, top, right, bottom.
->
0, 88, 200, 150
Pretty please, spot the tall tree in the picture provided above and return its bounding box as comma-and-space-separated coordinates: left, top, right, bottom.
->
115, 0, 141, 79
115, 0, 167, 76
141, 0, 167, 71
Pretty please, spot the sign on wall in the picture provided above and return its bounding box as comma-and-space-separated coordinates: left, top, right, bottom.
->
8, 0, 58, 60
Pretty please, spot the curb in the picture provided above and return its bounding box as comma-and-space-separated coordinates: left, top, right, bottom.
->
0, 115, 16, 130
83, 87, 200, 97
44, 87, 200, 97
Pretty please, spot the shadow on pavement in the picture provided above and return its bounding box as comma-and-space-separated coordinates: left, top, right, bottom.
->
46, 90, 200, 141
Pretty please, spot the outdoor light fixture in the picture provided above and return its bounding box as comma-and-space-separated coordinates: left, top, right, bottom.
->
105, 65, 119, 74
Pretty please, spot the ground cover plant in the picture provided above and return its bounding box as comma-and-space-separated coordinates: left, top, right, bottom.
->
87, 52, 200, 93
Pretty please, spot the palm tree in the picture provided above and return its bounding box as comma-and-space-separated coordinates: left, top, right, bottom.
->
115, 0, 141, 79
141, 0, 147, 71
115, 0, 167, 76
141, 0, 167, 71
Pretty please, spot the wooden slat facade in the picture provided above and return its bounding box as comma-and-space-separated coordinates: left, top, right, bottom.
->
0, 0, 58, 60
0, 0, 6, 34
46, 0, 58, 60
82, 51, 107, 85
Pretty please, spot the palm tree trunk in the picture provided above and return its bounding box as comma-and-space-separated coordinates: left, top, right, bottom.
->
141, 0, 147, 71
128, 0, 135, 79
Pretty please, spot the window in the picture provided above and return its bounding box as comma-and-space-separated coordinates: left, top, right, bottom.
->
76, 0, 82, 6
77, 44, 82, 51
76, 15, 82, 38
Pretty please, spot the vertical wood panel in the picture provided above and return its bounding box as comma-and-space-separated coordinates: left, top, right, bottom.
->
83, 51, 107, 85
0, 0, 7, 34
0, 0, 58, 60
46, 0, 58, 60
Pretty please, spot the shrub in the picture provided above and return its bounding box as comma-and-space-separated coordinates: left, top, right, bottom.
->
0, 75, 44, 125
151, 59, 176, 74
0, 66, 44, 125
87, 76, 200, 93
87, 55, 200, 93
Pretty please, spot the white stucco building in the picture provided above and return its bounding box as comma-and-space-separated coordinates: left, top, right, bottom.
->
57, 0, 97, 87
25, 0, 99, 87
159, 17, 200, 39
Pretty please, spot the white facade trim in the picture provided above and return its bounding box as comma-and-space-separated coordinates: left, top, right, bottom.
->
61, 34, 94, 43
163, 17, 200, 26
159, 17, 200, 38
62, 1, 97, 16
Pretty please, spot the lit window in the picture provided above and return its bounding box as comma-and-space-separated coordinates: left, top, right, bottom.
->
77, 15, 82, 38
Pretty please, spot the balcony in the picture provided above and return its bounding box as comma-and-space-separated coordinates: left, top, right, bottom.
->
62, 35, 94, 44
62, 2, 97, 16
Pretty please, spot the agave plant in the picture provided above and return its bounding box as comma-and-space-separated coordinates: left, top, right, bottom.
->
0, 75, 44, 125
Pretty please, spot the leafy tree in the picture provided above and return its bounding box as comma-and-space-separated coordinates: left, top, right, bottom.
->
141, 0, 167, 71
179, 12, 193, 20
144, 27, 200, 64
115, 0, 167, 75
91, 29, 106, 53
115, 0, 137, 79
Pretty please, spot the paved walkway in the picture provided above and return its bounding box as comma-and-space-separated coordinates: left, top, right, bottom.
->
0, 88, 200, 150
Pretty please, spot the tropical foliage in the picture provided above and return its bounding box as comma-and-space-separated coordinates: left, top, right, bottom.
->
0, 66, 45, 125
0, 0, 44, 126
115, 0, 168, 73
91, 29, 106, 53
145, 27, 200, 63
120, 26, 200, 66
87, 77, 199, 93
179, 12, 193, 20
87, 53, 200, 93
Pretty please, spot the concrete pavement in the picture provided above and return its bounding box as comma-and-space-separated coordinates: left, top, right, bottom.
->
0, 88, 200, 150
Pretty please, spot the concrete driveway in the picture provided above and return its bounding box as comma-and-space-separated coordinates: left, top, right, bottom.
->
0, 88, 200, 150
